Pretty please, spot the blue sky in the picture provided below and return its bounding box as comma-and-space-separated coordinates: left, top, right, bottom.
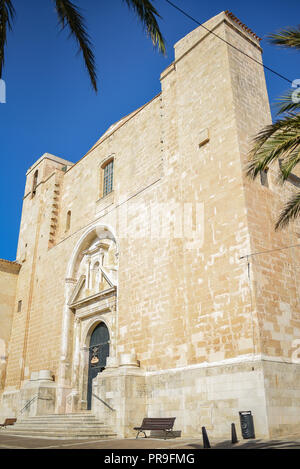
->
0, 0, 299, 260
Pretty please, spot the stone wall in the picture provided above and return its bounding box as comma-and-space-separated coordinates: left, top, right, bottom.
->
0, 260, 20, 395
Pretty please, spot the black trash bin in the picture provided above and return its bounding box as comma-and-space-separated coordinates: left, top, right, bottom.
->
239, 411, 255, 439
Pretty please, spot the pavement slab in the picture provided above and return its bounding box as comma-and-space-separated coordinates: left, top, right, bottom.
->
1, 432, 300, 450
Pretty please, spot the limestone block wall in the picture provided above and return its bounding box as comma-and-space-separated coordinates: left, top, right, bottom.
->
116, 12, 262, 373
226, 11, 300, 366
56, 95, 162, 246
0, 260, 20, 393
262, 361, 300, 437
3, 94, 163, 396
146, 361, 269, 439
4, 155, 73, 390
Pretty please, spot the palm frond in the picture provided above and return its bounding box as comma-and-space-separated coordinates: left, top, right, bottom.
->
275, 190, 300, 230
0, 0, 15, 78
278, 147, 300, 183
54, 0, 97, 91
122, 0, 166, 55
268, 26, 300, 49
247, 115, 300, 179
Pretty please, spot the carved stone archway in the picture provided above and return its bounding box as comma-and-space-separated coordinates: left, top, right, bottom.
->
56, 223, 118, 414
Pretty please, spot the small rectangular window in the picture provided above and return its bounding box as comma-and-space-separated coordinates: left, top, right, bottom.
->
103, 160, 114, 197
17, 300, 22, 312
32, 170, 38, 197
66, 210, 71, 231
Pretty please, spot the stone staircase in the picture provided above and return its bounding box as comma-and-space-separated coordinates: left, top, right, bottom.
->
3, 412, 117, 439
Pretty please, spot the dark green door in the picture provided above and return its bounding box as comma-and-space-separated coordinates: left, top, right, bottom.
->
87, 322, 110, 410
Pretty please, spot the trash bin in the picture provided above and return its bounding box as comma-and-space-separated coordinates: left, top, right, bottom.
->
239, 411, 255, 439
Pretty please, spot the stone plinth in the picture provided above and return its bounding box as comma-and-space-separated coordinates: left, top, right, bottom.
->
92, 360, 146, 438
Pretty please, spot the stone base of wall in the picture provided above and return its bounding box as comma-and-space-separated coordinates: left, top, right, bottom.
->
1, 370, 56, 419
92, 360, 146, 438
146, 360, 269, 439
89, 358, 270, 439
88, 358, 300, 439
1, 359, 300, 439
0, 389, 20, 421
262, 360, 300, 437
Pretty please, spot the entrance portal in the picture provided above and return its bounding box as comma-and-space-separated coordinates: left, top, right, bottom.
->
87, 322, 110, 410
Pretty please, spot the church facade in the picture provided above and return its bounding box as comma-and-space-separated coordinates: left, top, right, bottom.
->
1, 11, 300, 439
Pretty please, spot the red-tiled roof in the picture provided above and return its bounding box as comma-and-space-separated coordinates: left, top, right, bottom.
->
225, 10, 262, 41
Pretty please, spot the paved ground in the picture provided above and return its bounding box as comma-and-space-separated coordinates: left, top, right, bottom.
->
1, 431, 300, 449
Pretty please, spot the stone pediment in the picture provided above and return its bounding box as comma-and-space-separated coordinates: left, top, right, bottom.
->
68, 275, 86, 305
68, 271, 116, 308
101, 266, 117, 288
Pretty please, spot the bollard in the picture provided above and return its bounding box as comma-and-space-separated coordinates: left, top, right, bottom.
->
201, 426, 211, 448
231, 423, 238, 444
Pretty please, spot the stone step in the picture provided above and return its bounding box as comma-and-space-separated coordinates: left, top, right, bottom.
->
19, 411, 96, 419
5, 426, 113, 433
11, 419, 107, 425
10, 423, 108, 430
4, 412, 116, 439
18, 416, 100, 422
4, 426, 116, 439
18, 413, 94, 420
3, 431, 117, 440
17, 420, 101, 425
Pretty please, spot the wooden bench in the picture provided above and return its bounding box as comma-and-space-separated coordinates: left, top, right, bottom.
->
0, 418, 17, 428
134, 417, 176, 439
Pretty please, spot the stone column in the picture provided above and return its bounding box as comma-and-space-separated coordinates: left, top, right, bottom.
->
85, 257, 91, 290
56, 277, 76, 413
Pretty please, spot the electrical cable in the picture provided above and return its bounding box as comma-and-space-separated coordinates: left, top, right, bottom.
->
164, 0, 293, 85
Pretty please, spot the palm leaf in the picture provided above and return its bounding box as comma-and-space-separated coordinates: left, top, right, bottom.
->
0, 0, 15, 78
278, 147, 300, 183
54, 0, 97, 91
268, 26, 300, 49
247, 115, 300, 179
122, 0, 166, 54
275, 191, 300, 230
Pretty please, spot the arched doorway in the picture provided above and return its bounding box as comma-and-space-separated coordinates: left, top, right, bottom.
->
87, 322, 110, 410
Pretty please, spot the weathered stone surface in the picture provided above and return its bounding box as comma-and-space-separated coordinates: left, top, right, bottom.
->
1, 11, 300, 439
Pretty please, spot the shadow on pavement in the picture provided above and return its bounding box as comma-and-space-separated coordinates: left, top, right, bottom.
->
188, 438, 300, 449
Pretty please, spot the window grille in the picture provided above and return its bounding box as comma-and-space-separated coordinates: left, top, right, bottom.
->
103, 160, 114, 196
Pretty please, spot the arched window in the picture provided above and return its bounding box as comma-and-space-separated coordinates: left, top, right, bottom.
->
32, 170, 38, 197
66, 210, 71, 232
